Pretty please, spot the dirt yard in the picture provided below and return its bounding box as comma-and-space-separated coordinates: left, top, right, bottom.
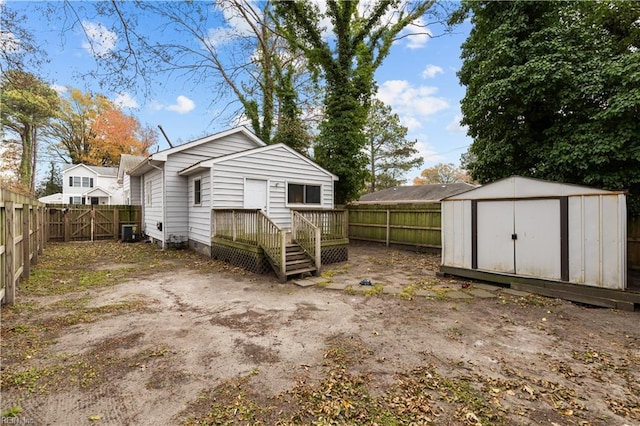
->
1, 241, 639, 425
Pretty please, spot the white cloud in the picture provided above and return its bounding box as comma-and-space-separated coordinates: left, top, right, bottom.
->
81, 21, 117, 58
446, 114, 468, 134
51, 84, 67, 94
166, 95, 195, 114
113, 93, 138, 109
421, 64, 443, 79
205, 27, 237, 48
0, 30, 20, 53
399, 17, 432, 50
377, 79, 449, 131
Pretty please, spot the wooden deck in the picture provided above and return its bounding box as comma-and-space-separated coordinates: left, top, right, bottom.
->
440, 266, 640, 312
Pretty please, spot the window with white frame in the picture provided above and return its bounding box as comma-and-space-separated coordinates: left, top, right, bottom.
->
69, 196, 83, 205
193, 177, 201, 205
287, 183, 321, 205
69, 176, 93, 188
145, 179, 152, 206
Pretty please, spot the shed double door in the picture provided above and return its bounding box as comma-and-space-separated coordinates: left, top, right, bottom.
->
476, 199, 561, 280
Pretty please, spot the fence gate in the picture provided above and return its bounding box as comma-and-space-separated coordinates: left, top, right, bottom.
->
47, 205, 141, 242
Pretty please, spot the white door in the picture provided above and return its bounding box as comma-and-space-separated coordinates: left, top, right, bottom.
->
515, 199, 561, 280
477, 201, 515, 273
477, 199, 562, 280
243, 179, 267, 211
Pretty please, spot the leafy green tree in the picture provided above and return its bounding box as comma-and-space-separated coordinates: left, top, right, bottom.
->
0, 70, 59, 191
275, 0, 438, 203
454, 0, 640, 211
36, 162, 62, 197
364, 99, 423, 192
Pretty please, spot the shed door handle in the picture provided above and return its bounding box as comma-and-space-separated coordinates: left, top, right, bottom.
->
511, 233, 518, 240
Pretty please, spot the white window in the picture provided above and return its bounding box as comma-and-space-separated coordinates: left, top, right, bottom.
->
193, 178, 201, 206
69, 176, 93, 187
69, 196, 83, 205
145, 180, 152, 206
287, 183, 321, 205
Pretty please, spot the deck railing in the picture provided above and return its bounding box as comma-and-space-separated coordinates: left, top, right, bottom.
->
292, 211, 321, 270
212, 209, 260, 246
257, 211, 286, 272
293, 209, 347, 241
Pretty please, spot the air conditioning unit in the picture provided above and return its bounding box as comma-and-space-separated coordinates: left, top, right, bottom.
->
121, 224, 138, 242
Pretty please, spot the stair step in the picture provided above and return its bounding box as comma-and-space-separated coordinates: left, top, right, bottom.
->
285, 266, 318, 276
287, 253, 308, 261
286, 259, 314, 267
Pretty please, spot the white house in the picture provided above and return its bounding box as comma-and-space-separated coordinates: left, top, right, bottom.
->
127, 126, 338, 254
62, 164, 124, 205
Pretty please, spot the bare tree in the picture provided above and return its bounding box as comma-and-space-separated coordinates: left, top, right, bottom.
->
57, 0, 318, 149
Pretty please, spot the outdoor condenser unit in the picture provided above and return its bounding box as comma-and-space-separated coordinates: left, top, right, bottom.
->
121, 224, 138, 242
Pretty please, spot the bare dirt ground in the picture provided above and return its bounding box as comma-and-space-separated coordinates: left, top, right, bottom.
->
1, 241, 639, 425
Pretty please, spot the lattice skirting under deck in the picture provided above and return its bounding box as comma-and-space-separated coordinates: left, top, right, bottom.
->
211, 242, 272, 275
321, 244, 349, 265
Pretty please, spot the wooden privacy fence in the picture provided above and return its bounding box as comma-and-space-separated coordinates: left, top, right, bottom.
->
347, 203, 441, 250
47, 205, 141, 242
349, 203, 640, 269
1, 189, 47, 306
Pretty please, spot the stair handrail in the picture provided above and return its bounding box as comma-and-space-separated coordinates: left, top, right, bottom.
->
257, 211, 286, 273
292, 211, 321, 271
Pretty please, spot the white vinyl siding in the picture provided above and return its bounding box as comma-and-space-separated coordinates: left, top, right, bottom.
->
211, 145, 334, 229
143, 168, 163, 241
188, 173, 211, 245
160, 132, 261, 245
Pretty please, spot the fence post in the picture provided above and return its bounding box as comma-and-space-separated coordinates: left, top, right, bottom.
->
113, 208, 119, 239
22, 204, 30, 279
32, 206, 39, 264
314, 227, 321, 271
64, 210, 70, 242
90, 208, 95, 241
386, 209, 390, 247
5, 201, 15, 305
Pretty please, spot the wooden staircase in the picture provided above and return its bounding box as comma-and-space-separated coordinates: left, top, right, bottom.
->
281, 243, 318, 280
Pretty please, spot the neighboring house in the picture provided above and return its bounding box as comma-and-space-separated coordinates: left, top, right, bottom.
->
62, 164, 124, 205
127, 126, 339, 255
356, 182, 477, 204
117, 154, 146, 205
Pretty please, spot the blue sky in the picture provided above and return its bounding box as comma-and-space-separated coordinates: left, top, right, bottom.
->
6, 1, 472, 184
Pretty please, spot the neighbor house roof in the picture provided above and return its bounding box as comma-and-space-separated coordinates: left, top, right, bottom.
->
356, 182, 477, 204
63, 163, 118, 177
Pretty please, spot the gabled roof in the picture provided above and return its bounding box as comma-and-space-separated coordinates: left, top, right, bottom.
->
63, 163, 118, 177
178, 143, 338, 181
129, 126, 265, 176
83, 187, 112, 197
443, 176, 625, 201
117, 154, 146, 181
356, 182, 477, 204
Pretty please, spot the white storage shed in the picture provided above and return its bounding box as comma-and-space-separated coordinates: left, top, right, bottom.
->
441, 176, 627, 290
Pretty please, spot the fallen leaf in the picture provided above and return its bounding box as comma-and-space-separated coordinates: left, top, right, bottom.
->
89, 415, 101, 421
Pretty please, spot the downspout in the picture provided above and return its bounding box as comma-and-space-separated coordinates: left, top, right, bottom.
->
148, 161, 166, 250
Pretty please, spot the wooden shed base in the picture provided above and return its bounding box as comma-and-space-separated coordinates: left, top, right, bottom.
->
439, 266, 640, 312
